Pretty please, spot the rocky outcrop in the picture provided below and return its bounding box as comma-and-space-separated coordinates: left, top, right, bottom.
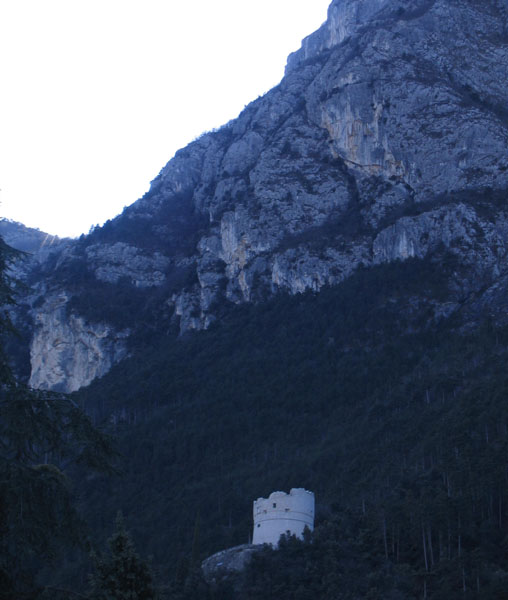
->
201, 545, 262, 585
286, 0, 392, 74
145, 0, 508, 326
85, 243, 170, 287
13, 0, 508, 390
29, 292, 129, 392
373, 204, 508, 269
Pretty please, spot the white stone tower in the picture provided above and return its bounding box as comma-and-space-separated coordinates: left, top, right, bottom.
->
252, 488, 315, 546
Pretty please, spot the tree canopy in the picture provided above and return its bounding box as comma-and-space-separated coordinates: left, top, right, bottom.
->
89, 512, 158, 600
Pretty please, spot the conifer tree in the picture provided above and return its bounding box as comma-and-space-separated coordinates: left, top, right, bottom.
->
89, 512, 159, 600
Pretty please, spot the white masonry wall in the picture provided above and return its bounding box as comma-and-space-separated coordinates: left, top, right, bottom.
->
252, 488, 315, 546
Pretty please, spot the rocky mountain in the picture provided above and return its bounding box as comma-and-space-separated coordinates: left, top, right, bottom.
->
0, 218, 68, 254
11, 0, 508, 392
7, 2, 508, 596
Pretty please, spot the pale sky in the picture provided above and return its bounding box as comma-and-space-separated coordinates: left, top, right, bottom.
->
0, 0, 330, 238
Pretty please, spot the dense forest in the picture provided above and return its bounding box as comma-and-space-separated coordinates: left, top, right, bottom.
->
4, 237, 508, 598
37, 251, 504, 599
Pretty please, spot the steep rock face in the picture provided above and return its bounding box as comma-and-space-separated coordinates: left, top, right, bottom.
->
84, 243, 170, 287
151, 0, 508, 321
17, 0, 508, 391
374, 204, 508, 268
29, 291, 129, 392
286, 0, 392, 73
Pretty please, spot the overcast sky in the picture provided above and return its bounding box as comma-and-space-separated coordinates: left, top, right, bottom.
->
0, 0, 330, 238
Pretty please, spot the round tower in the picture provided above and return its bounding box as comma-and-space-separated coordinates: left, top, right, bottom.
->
252, 488, 314, 546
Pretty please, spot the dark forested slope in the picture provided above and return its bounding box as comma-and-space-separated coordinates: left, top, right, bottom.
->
68, 253, 508, 598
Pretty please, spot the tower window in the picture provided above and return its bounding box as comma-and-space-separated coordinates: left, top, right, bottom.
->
273, 503, 277, 508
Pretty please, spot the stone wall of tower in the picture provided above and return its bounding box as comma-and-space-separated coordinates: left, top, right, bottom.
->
252, 488, 314, 546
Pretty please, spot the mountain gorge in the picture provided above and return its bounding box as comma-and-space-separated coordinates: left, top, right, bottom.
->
6, 0, 508, 597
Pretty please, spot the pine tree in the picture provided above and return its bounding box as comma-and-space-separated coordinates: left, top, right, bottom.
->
89, 512, 159, 600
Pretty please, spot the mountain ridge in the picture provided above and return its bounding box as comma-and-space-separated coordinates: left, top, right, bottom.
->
10, 0, 508, 393
0, 218, 68, 254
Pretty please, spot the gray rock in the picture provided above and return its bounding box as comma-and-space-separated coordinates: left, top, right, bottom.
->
12, 0, 508, 390
29, 292, 129, 393
201, 544, 262, 584
85, 243, 170, 288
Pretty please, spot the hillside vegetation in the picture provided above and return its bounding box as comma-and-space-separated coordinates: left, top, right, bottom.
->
65, 254, 508, 598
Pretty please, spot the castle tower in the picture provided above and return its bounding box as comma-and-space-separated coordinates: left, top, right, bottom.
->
252, 488, 315, 546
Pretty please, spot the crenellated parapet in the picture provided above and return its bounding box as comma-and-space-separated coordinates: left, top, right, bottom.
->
252, 488, 315, 546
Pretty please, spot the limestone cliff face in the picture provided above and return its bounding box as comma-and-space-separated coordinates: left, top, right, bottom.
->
84, 242, 170, 287
28, 292, 129, 392
16, 0, 508, 391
